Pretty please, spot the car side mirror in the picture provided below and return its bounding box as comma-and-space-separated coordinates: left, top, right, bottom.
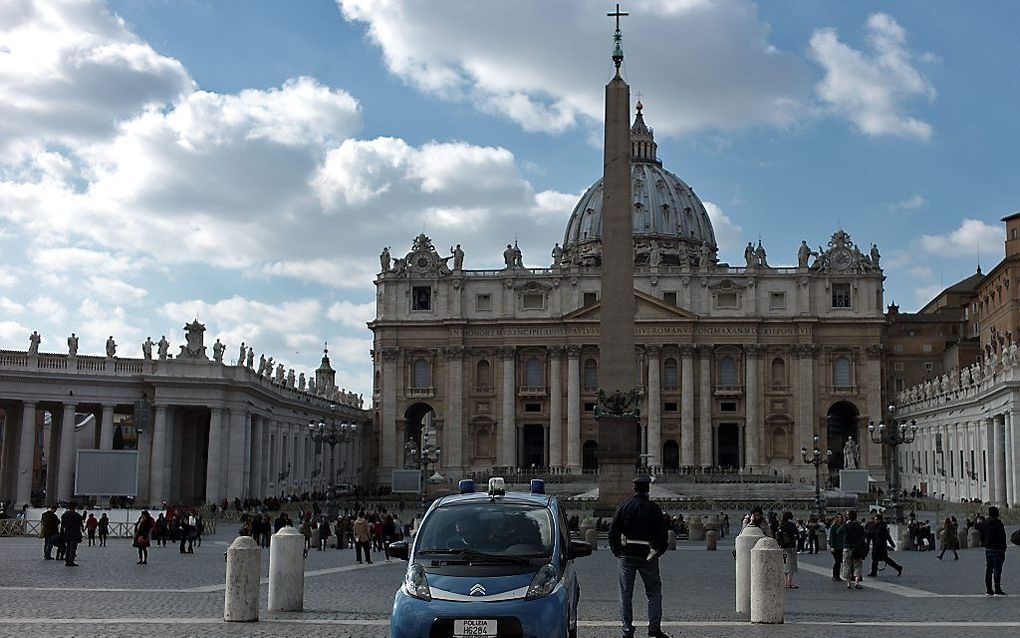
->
567, 540, 592, 560
388, 540, 410, 561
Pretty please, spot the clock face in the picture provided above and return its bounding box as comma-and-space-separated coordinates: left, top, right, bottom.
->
409, 250, 435, 273
830, 247, 852, 270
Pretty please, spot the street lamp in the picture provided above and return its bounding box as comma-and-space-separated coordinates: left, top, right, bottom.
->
801, 434, 832, 519
868, 403, 917, 523
406, 424, 441, 513
308, 403, 358, 499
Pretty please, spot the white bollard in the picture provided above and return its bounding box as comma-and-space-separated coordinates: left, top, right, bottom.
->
585, 528, 598, 550
734, 524, 764, 614
667, 529, 677, 550
224, 536, 261, 622
269, 526, 306, 612
750, 537, 784, 624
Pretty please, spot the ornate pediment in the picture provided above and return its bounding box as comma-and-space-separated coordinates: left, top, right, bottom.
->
707, 278, 752, 291
513, 280, 553, 292
387, 234, 453, 278
563, 290, 698, 321
810, 229, 880, 274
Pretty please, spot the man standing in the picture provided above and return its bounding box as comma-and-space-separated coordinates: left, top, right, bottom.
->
609, 476, 671, 638
60, 503, 84, 567
41, 505, 59, 560
867, 512, 903, 577
982, 506, 1007, 596
353, 512, 372, 564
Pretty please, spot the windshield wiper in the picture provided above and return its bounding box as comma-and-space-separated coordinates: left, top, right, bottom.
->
417, 548, 529, 565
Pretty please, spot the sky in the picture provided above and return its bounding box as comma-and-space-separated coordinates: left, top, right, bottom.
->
1, 0, 1018, 398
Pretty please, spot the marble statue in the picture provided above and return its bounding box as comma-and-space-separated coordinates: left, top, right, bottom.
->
239, 342, 246, 365
308, 378, 316, 394
648, 242, 661, 267
699, 241, 712, 271
380, 246, 391, 272
257, 354, 267, 376
142, 337, 154, 360
275, 363, 285, 384
744, 242, 755, 268
797, 240, 811, 268
157, 336, 169, 360
754, 241, 768, 268
503, 244, 514, 268
512, 242, 523, 268
843, 436, 860, 470
67, 333, 78, 356
870, 243, 880, 268
28, 331, 40, 355
450, 244, 464, 270
298, 372, 306, 391
105, 336, 117, 358
246, 347, 254, 368
179, 320, 207, 359
212, 339, 225, 363
286, 368, 295, 388
551, 242, 563, 267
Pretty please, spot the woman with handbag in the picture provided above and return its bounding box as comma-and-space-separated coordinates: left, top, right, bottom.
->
134, 510, 155, 565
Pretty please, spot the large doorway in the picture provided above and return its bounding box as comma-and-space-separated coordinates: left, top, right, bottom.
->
663, 440, 679, 470
403, 402, 436, 469
827, 401, 860, 473
520, 425, 545, 469
717, 423, 740, 468
582, 440, 598, 471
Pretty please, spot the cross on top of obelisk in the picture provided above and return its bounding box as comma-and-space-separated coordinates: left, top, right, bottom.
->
607, 4, 628, 69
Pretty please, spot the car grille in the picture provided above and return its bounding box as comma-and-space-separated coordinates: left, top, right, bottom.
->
429, 617, 524, 638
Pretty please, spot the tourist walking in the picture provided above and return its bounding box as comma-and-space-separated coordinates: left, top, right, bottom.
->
353, 512, 372, 564
982, 506, 1007, 596
937, 517, 959, 560
318, 517, 331, 551
155, 513, 169, 547
829, 513, 846, 581
842, 510, 867, 589
60, 503, 84, 567
85, 513, 98, 546
608, 476, 671, 638
41, 505, 59, 560
867, 513, 902, 577
134, 510, 155, 565
98, 513, 110, 547
777, 511, 799, 589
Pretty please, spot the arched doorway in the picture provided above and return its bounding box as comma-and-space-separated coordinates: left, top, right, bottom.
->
662, 440, 679, 470
403, 402, 436, 468
582, 440, 598, 471
827, 401, 861, 473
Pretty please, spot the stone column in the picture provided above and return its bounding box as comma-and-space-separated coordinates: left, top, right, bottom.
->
680, 345, 695, 466
646, 346, 662, 467
445, 347, 464, 472
261, 417, 272, 498
744, 345, 761, 468
150, 405, 168, 505
566, 346, 581, 471
226, 410, 246, 501
15, 402, 37, 505
795, 345, 815, 470
698, 347, 712, 467
380, 348, 399, 474
864, 346, 884, 470
250, 415, 263, 498
99, 405, 115, 450
993, 413, 1007, 505
1010, 412, 1020, 507
499, 347, 516, 467
1005, 412, 1015, 507
205, 407, 223, 504
549, 347, 564, 468
57, 402, 77, 502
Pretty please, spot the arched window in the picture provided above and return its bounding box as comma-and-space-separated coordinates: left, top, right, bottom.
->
663, 358, 678, 389
583, 358, 598, 390
719, 356, 737, 385
412, 358, 429, 388
771, 357, 786, 387
476, 360, 491, 389
524, 357, 544, 387
833, 356, 851, 388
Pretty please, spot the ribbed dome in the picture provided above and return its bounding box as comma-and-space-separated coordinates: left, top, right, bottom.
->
559, 106, 716, 268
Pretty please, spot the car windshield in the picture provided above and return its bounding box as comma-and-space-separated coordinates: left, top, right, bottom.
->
417, 502, 554, 558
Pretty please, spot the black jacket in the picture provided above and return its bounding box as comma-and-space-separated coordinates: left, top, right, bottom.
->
60, 510, 84, 543
984, 518, 1008, 552
869, 521, 895, 558
844, 520, 867, 552
609, 493, 668, 557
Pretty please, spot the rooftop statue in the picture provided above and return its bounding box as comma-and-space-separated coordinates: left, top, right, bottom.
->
212, 339, 225, 363
179, 320, 208, 360
142, 337, 154, 360
67, 333, 78, 357
106, 336, 117, 358
28, 331, 40, 356
157, 336, 169, 360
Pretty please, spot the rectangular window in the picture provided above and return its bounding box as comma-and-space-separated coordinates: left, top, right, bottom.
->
894, 361, 904, 371
893, 344, 903, 353
922, 344, 933, 353
662, 291, 677, 306
720, 401, 737, 412
924, 361, 933, 372
769, 292, 786, 310
894, 378, 904, 392
412, 286, 431, 311
716, 292, 738, 309
583, 292, 598, 306
476, 293, 492, 311
522, 293, 545, 310
524, 403, 542, 413
583, 401, 596, 412
664, 401, 678, 412
831, 283, 851, 308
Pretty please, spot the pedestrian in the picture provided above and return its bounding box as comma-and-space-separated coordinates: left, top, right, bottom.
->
867, 513, 902, 577
85, 513, 98, 546
155, 513, 168, 547
937, 517, 959, 560
134, 510, 154, 565
982, 506, 1007, 596
609, 476, 671, 638
41, 504, 59, 560
60, 502, 84, 567
353, 512, 372, 564
777, 511, 799, 589
842, 510, 867, 589
98, 513, 110, 547
829, 513, 846, 581
318, 517, 331, 551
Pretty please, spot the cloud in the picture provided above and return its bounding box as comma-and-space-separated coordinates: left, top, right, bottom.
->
0, 297, 25, 315
86, 276, 148, 304
327, 300, 376, 329
702, 201, 743, 263
29, 295, 67, 325
0, 320, 31, 345
77, 298, 142, 355
809, 13, 935, 140
890, 193, 926, 212
338, 0, 812, 136
328, 335, 373, 366
160, 296, 322, 350
918, 219, 999, 258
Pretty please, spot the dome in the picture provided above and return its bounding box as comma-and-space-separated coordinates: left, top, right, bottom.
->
560, 105, 716, 268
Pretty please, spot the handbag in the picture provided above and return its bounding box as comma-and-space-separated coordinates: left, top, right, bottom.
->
1011, 528, 1020, 547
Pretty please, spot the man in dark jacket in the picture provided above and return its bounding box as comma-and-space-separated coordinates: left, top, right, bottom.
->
41, 505, 60, 560
982, 506, 1008, 595
59, 503, 84, 566
867, 513, 903, 577
609, 476, 670, 638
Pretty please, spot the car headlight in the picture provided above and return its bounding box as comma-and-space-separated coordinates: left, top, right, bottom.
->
525, 564, 558, 600
403, 563, 431, 601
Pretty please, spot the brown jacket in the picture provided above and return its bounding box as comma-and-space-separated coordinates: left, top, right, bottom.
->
353, 517, 370, 543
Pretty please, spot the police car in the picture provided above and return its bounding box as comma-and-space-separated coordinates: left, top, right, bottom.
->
388, 477, 592, 638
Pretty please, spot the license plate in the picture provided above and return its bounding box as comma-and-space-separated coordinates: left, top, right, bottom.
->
454, 619, 497, 637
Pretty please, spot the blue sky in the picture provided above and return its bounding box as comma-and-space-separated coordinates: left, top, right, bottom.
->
1, 0, 1018, 397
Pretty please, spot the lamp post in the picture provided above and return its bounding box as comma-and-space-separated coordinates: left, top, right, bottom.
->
308, 403, 358, 501
868, 403, 917, 523
405, 424, 441, 513
801, 434, 831, 519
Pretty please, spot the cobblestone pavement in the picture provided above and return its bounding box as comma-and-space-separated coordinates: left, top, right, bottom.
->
2, 528, 1018, 638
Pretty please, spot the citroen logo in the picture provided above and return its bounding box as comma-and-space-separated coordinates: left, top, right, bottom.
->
469, 583, 486, 596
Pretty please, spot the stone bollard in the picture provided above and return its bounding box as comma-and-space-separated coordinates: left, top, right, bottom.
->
667, 530, 677, 550
735, 524, 764, 614
706, 529, 718, 551
689, 516, 705, 541
816, 529, 827, 552
705, 515, 720, 533
585, 528, 598, 550
968, 528, 981, 549
750, 537, 785, 624
269, 527, 306, 612
897, 525, 911, 550
958, 527, 968, 549
310, 529, 320, 549
224, 536, 261, 622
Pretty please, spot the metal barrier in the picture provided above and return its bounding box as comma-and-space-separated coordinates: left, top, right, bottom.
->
0, 518, 216, 538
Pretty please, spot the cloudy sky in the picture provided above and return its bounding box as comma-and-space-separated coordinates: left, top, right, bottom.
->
1, 0, 1018, 396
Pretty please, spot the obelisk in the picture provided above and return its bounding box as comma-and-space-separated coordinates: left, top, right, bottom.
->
596, 6, 639, 512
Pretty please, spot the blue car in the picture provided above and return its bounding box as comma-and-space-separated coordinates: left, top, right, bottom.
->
389, 478, 592, 638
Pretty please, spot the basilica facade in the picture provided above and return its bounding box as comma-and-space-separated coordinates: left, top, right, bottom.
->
369, 107, 888, 486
